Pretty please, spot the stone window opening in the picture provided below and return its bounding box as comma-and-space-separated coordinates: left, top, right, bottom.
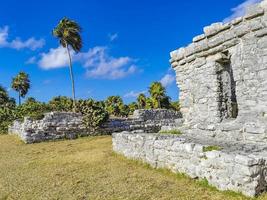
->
216, 52, 238, 121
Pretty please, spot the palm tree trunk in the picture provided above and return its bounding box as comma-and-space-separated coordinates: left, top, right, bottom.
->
18, 91, 21, 106
66, 45, 76, 112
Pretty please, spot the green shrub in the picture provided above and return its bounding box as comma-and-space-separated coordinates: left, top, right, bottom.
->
0, 107, 16, 134
203, 145, 222, 152
0, 86, 17, 134
48, 96, 73, 112
15, 98, 51, 121
76, 99, 109, 131
159, 130, 183, 135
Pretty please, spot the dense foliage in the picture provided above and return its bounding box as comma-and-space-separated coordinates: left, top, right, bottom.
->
48, 96, 73, 112
48, 96, 109, 130
15, 98, 51, 120
0, 80, 180, 134
76, 99, 109, 130
0, 87, 17, 133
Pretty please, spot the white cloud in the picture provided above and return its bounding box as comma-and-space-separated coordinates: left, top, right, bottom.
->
0, 26, 45, 50
26, 56, 37, 64
223, 0, 262, 22
38, 46, 72, 69
84, 47, 137, 79
108, 33, 118, 41
124, 90, 147, 98
0, 26, 8, 46
38, 46, 139, 79
160, 74, 175, 87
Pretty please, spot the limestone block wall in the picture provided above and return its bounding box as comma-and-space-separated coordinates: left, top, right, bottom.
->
170, 0, 267, 142
113, 132, 267, 197
9, 112, 88, 143
9, 109, 182, 143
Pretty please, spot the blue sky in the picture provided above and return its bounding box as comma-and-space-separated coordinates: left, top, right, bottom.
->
0, 0, 260, 103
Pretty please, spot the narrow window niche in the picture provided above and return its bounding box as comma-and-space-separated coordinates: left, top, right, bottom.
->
216, 53, 238, 121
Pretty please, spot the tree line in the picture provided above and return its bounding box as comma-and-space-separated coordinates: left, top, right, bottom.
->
0, 17, 179, 134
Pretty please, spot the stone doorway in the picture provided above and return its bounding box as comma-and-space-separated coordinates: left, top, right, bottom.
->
216, 55, 238, 121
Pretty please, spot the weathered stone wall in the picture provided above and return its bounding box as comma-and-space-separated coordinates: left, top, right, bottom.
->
170, 0, 267, 142
113, 132, 267, 197
9, 109, 182, 143
9, 112, 88, 143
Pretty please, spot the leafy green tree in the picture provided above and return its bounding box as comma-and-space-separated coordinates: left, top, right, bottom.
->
11, 72, 30, 105
0, 85, 16, 134
148, 82, 167, 109
48, 96, 73, 112
137, 93, 146, 109
15, 98, 51, 120
0, 86, 15, 108
171, 101, 180, 111
105, 96, 124, 117
119, 104, 130, 117
128, 102, 138, 115
53, 17, 82, 112
145, 98, 154, 109
161, 96, 171, 109
76, 99, 109, 131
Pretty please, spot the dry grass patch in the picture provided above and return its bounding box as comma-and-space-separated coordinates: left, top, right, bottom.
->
0, 135, 266, 200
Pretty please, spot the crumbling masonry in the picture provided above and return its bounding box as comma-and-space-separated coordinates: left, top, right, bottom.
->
170, 0, 267, 142
113, 1, 267, 197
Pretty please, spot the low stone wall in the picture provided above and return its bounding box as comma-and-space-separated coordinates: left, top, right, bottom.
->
9, 112, 88, 143
9, 109, 182, 143
102, 109, 183, 134
113, 132, 267, 197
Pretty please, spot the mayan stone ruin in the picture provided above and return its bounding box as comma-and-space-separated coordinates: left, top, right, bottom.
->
113, 0, 267, 197
170, 0, 267, 142
9, 109, 182, 143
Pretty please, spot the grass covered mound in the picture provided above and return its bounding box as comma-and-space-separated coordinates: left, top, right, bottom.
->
0, 135, 264, 200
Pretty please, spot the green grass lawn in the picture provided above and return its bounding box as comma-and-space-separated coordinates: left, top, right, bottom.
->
0, 135, 266, 200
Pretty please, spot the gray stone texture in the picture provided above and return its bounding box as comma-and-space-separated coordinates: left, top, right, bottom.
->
9, 109, 182, 143
113, 0, 267, 197
113, 132, 267, 197
170, 0, 267, 143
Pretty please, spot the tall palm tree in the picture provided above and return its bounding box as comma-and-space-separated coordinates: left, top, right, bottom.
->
53, 17, 82, 112
11, 72, 30, 105
148, 82, 166, 109
137, 93, 146, 109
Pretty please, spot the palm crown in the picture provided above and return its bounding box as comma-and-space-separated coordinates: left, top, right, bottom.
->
149, 82, 166, 109
11, 72, 30, 105
53, 17, 82, 52
137, 94, 146, 109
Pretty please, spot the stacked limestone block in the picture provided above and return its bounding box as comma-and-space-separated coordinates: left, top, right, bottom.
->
9, 112, 87, 143
9, 109, 182, 143
170, 0, 267, 142
113, 132, 267, 197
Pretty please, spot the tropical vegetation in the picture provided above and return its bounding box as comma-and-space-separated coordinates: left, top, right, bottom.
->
53, 17, 82, 112
11, 72, 30, 106
0, 78, 181, 134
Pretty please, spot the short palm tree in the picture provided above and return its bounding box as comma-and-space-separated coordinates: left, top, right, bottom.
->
105, 96, 123, 116
53, 17, 82, 112
137, 93, 146, 109
11, 72, 30, 105
148, 82, 166, 109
